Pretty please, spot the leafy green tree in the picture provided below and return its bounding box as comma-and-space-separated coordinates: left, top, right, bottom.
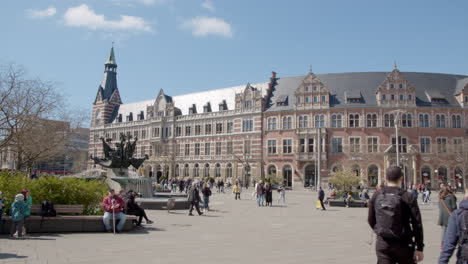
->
329, 168, 360, 192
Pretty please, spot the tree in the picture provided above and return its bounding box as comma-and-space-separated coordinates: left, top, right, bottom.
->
329, 168, 360, 192
0, 63, 87, 171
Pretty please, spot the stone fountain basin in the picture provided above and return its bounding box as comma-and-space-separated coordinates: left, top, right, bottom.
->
136, 197, 189, 210
154, 192, 188, 199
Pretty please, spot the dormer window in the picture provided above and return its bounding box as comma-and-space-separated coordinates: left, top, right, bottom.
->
276, 95, 288, 106
118, 114, 122, 123
313, 86, 318, 91
189, 104, 197, 114
126, 112, 133, 122
390, 83, 395, 89
137, 111, 145, 120
347, 98, 362, 103
305, 86, 310, 92
218, 100, 228, 111
244, 100, 252, 108
432, 98, 448, 104
203, 102, 212, 113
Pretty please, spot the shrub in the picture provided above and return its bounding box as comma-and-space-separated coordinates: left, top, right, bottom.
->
0, 171, 108, 215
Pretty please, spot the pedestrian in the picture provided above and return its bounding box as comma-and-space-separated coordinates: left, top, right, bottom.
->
188, 182, 203, 216
124, 190, 153, 227
256, 181, 264, 207
423, 187, 432, 204
20, 189, 32, 235
0, 191, 4, 224
10, 193, 28, 238
179, 180, 185, 193
359, 189, 370, 206
201, 183, 211, 212
102, 189, 127, 233
438, 186, 457, 246
368, 166, 424, 263
265, 183, 273, 206
277, 185, 286, 205
439, 190, 468, 263
233, 183, 241, 200
411, 185, 419, 201
318, 186, 326, 210
220, 180, 225, 193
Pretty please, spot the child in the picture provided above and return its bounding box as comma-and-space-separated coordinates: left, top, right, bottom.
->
233, 183, 241, 200
10, 194, 28, 238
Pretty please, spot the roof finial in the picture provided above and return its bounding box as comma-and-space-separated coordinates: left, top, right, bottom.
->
394, 60, 398, 70
309, 64, 313, 73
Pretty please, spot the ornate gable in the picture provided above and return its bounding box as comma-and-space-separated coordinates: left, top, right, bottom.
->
235, 83, 262, 111
148, 89, 175, 118
294, 71, 330, 108
376, 66, 416, 107
109, 89, 122, 104
94, 87, 104, 104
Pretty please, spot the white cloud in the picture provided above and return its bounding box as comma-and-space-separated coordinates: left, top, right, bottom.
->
140, 0, 167, 5
202, 0, 215, 12
63, 4, 152, 32
27, 6, 57, 18
110, 0, 168, 6
182, 16, 232, 38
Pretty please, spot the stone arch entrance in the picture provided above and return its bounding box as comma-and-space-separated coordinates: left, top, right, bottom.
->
421, 166, 432, 187
304, 164, 316, 187
156, 165, 162, 183
282, 165, 292, 187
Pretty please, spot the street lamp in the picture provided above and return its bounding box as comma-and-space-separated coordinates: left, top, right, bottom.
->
389, 109, 407, 188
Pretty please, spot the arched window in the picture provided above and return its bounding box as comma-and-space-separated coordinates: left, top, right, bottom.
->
349, 114, 360, 128
175, 164, 180, 177
367, 165, 378, 187
267, 117, 277, 130
438, 166, 448, 183
436, 114, 446, 128
204, 163, 210, 177
452, 115, 462, 128
384, 114, 395, 127
419, 114, 429, 127
282, 116, 292, 129
267, 165, 277, 177
315, 114, 325, 127
402, 114, 412, 127
351, 165, 361, 177
215, 163, 221, 177
331, 165, 343, 172
366, 114, 377, 127
184, 164, 189, 177
298, 115, 308, 128
194, 163, 200, 177
332, 114, 342, 128
421, 166, 431, 187
226, 163, 232, 178
283, 165, 292, 187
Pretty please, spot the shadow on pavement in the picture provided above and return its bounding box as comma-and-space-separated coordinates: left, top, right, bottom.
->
127, 227, 167, 234
0, 253, 27, 259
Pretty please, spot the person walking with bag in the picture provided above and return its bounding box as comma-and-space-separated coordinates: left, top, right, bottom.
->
438, 186, 457, 246
318, 187, 326, 210
188, 182, 203, 216
368, 166, 424, 263
233, 183, 241, 200
201, 183, 211, 212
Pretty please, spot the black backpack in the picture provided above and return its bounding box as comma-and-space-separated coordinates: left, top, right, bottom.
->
457, 210, 468, 261
374, 188, 406, 239
41, 201, 57, 217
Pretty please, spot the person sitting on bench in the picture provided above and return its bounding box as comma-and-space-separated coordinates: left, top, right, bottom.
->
124, 190, 153, 227
102, 189, 127, 233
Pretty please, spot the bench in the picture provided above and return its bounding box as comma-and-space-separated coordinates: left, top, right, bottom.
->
0, 204, 137, 233
328, 199, 367, 208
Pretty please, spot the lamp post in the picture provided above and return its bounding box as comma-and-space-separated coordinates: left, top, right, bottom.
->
389, 109, 407, 188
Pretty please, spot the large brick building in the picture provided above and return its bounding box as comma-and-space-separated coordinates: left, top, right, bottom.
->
89, 48, 468, 189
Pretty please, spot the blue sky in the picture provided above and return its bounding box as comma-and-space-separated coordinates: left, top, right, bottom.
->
1, 0, 468, 112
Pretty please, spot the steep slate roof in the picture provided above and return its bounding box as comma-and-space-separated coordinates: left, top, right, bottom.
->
267, 72, 468, 111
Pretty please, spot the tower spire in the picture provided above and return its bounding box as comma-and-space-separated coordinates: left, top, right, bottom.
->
393, 60, 398, 70
106, 46, 117, 66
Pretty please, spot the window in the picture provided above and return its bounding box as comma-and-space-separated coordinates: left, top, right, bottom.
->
313, 96, 318, 103
194, 143, 200, 156
111, 132, 117, 140
175, 164, 180, 177
321, 95, 326, 102
402, 114, 412, 127
399, 83, 403, 89
366, 114, 377, 127
350, 137, 361, 153
349, 114, 360, 128
305, 86, 310, 92
268, 118, 277, 130
382, 94, 386, 100
282, 116, 292, 129
184, 164, 189, 177
436, 114, 446, 128
452, 115, 462, 128
268, 166, 277, 177
392, 137, 408, 153
437, 138, 447, 154
391, 95, 395, 100
367, 137, 378, 153
384, 114, 395, 127
194, 164, 200, 177
454, 138, 463, 154
308, 138, 314, 152
242, 119, 253, 132
175, 144, 181, 156
331, 114, 342, 128
244, 140, 251, 154
305, 96, 310, 103
216, 142, 222, 155
141, 130, 147, 139
184, 144, 190, 156
226, 163, 232, 177
298, 115, 308, 128
390, 83, 395, 89
205, 124, 212, 134
227, 122, 233, 133
133, 130, 139, 139
141, 146, 146, 155
204, 164, 210, 177
195, 125, 201, 135
314, 115, 325, 127
313, 86, 318, 91
297, 97, 301, 103
408, 94, 413, 100
332, 138, 343, 153
419, 114, 429, 127
185, 126, 191, 136
299, 138, 306, 153
216, 123, 223, 134
267, 140, 277, 154
227, 141, 233, 154
215, 164, 221, 177
205, 143, 210, 156
244, 100, 252, 108
175, 127, 181, 137
420, 138, 431, 153
283, 139, 292, 154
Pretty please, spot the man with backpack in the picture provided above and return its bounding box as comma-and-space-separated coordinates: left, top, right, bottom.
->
368, 166, 424, 263
439, 191, 468, 263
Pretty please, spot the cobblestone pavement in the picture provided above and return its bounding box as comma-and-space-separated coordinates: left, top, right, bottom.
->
0, 189, 457, 264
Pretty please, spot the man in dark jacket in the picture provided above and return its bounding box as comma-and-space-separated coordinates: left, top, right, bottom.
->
125, 191, 153, 226
368, 166, 424, 263
439, 194, 468, 263
188, 182, 203, 216
318, 187, 326, 210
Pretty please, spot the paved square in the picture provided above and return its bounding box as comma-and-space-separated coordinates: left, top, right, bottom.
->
0, 189, 456, 263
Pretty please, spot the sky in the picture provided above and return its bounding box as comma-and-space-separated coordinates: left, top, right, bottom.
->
1, 0, 468, 113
